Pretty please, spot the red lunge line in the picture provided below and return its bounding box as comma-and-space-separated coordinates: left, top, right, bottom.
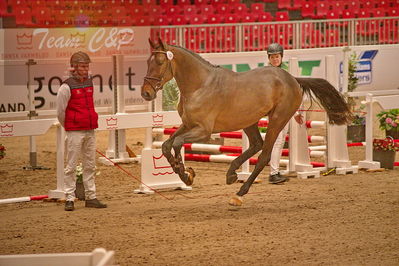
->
96, 149, 172, 200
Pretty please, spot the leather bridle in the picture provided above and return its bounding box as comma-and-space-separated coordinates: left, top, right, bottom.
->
143, 51, 173, 95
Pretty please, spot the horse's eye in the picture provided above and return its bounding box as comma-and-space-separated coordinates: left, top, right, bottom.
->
155, 56, 164, 66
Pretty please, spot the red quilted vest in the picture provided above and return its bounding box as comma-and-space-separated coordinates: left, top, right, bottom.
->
64, 77, 98, 131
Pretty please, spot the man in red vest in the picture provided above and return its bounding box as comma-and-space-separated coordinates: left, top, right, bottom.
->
57, 51, 107, 211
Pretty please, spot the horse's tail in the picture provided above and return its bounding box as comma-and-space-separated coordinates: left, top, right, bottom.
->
295, 77, 353, 125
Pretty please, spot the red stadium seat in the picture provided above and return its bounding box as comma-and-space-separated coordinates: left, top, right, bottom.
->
136, 16, 151, 26
301, 1, 315, 18
342, 10, 355, 19
210, 0, 225, 4
226, 0, 241, 4
207, 13, 224, 24
29, 0, 47, 8
231, 3, 248, 14
165, 5, 182, 16
251, 3, 264, 14
275, 11, 289, 21
387, 7, 399, 16
357, 9, 371, 18
148, 5, 163, 16
278, 0, 291, 9
316, 1, 329, 19
172, 14, 187, 25
325, 29, 341, 46
159, 0, 174, 6
130, 6, 146, 17
326, 10, 340, 20
291, 0, 302, 10
356, 19, 378, 35
110, 15, 131, 26
123, 0, 140, 6
32, 6, 52, 27
0, 0, 12, 17
142, 0, 156, 5
258, 12, 273, 22
372, 8, 386, 17
310, 30, 325, 48
185, 35, 203, 53
200, 5, 214, 16
8, 0, 28, 9
14, 7, 34, 27
346, 0, 360, 15
376, 0, 390, 8
216, 4, 232, 14
330, 1, 344, 15
194, 0, 209, 5
54, 14, 74, 27
161, 28, 178, 46
154, 15, 170, 25
178, 0, 191, 5
300, 22, 314, 48
361, 0, 375, 9
188, 14, 206, 24
111, 6, 127, 17
241, 13, 258, 23
225, 13, 241, 23
184, 5, 198, 15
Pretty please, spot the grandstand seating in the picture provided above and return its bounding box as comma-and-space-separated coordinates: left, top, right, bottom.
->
0, 0, 398, 52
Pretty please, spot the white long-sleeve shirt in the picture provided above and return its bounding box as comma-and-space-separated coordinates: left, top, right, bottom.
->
56, 83, 71, 128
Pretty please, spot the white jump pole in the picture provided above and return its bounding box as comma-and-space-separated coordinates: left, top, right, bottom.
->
48, 124, 66, 199
23, 59, 49, 170
358, 93, 399, 169
325, 55, 358, 174
288, 57, 321, 178
99, 54, 136, 165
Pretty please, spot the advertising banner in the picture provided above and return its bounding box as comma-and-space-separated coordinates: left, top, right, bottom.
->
0, 27, 151, 114
202, 44, 399, 92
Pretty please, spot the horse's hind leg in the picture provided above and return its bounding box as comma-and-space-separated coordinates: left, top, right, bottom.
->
230, 112, 292, 206
226, 123, 263, 184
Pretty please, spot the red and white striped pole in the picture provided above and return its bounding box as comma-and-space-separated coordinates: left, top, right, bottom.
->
0, 195, 48, 205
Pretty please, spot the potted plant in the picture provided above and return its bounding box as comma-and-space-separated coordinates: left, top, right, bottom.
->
376, 109, 399, 139
0, 144, 5, 160
347, 104, 366, 143
373, 137, 399, 169
346, 52, 365, 142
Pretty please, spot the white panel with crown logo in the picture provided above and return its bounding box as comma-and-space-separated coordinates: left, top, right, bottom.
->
134, 148, 192, 194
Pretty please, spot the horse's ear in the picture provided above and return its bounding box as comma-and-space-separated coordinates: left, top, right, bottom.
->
158, 38, 167, 50
148, 38, 156, 49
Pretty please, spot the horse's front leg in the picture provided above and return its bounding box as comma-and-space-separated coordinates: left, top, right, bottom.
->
161, 125, 187, 173
171, 127, 211, 186
226, 123, 263, 184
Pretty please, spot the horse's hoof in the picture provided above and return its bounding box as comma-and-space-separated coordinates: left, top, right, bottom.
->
228, 196, 243, 206
226, 173, 238, 185
182, 167, 195, 186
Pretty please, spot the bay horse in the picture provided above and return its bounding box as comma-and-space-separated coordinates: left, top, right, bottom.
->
141, 39, 352, 206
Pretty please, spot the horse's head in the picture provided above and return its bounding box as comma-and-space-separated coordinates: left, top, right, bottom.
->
141, 38, 174, 101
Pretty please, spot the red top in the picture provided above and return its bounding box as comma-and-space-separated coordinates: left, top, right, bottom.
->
63, 77, 98, 131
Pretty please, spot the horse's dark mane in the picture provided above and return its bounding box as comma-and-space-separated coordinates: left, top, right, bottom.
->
169, 45, 220, 69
